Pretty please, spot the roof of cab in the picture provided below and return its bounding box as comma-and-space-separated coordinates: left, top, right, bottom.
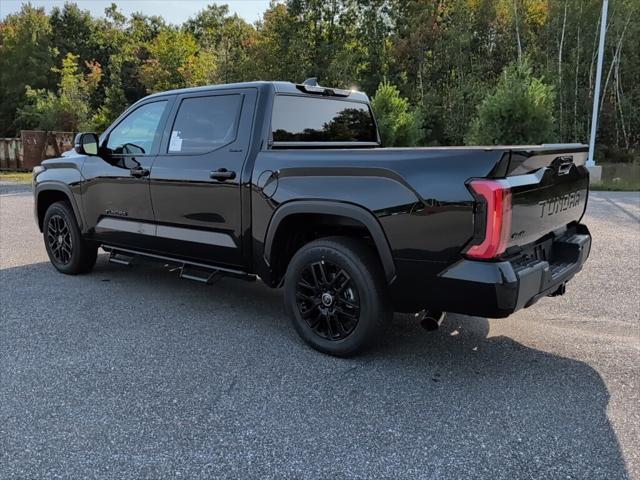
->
145, 80, 369, 102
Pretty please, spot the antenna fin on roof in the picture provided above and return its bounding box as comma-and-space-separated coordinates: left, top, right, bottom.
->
302, 77, 318, 86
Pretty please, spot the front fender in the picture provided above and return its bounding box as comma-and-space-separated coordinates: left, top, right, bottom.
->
34, 155, 87, 233
34, 155, 87, 231
34, 181, 86, 232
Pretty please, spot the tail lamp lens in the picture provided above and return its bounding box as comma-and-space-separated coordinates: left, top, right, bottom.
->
465, 179, 512, 259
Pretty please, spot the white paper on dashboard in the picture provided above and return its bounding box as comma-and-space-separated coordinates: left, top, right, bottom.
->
169, 131, 183, 152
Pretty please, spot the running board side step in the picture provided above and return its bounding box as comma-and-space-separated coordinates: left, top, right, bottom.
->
109, 251, 134, 266
179, 267, 223, 285
102, 245, 257, 284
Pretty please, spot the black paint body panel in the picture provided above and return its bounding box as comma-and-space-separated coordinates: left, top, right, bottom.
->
33, 81, 592, 317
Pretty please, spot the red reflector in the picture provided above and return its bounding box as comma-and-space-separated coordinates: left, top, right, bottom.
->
465, 179, 512, 259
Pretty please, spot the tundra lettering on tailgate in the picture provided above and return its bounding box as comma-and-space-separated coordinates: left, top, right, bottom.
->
538, 191, 581, 218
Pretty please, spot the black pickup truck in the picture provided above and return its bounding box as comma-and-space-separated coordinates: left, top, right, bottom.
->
33, 79, 591, 356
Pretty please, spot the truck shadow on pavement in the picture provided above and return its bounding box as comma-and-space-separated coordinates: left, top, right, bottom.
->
0, 256, 629, 479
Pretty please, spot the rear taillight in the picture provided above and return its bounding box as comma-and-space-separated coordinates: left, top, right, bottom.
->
465, 179, 512, 259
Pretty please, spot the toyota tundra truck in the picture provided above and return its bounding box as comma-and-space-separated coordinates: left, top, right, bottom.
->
33, 79, 592, 356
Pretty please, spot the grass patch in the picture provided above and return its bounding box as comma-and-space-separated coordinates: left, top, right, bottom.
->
0, 171, 32, 184
590, 183, 640, 191
591, 162, 640, 191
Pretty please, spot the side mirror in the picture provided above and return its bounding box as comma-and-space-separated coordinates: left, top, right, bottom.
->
74, 132, 99, 156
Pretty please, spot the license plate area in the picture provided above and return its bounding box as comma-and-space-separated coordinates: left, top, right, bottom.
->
512, 224, 590, 286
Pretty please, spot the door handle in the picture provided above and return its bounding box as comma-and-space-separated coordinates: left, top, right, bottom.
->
210, 168, 236, 181
130, 167, 150, 178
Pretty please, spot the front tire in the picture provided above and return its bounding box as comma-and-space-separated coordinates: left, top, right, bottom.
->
43, 201, 97, 275
284, 237, 391, 356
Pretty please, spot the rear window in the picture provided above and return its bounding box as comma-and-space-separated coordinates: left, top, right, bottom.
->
271, 95, 377, 144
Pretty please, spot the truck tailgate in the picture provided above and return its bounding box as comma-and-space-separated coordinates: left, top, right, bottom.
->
505, 146, 589, 250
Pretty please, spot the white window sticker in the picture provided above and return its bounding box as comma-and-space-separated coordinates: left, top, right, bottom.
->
169, 131, 183, 152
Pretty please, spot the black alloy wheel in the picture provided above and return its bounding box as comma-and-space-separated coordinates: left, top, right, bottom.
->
43, 201, 98, 274
295, 260, 361, 341
46, 214, 73, 265
284, 236, 391, 356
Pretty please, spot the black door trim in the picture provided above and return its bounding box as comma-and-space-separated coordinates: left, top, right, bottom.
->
95, 218, 236, 247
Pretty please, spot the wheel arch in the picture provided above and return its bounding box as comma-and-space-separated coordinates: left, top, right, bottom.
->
35, 183, 83, 232
263, 201, 396, 285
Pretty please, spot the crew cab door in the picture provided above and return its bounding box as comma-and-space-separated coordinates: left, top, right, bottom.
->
82, 98, 173, 247
149, 88, 257, 267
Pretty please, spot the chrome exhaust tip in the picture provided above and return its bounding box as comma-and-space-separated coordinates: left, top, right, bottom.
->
417, 309, 447, 331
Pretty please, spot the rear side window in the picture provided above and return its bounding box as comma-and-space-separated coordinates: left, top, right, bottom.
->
168, 94, 243, 154
271, 96, 377, 144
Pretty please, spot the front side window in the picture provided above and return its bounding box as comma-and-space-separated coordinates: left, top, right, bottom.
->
271, 96, 378, 143
106, 101, 167, 155
168, 94, 243, 154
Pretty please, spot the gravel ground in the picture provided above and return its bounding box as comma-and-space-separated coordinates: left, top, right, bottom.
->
1, 185, 638, 479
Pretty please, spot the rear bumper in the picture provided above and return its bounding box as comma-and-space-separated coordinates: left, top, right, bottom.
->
389, 224, 591, 317
435, 224, 591, 318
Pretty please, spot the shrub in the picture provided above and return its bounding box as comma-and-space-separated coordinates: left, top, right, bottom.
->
371, 82, 422, 147
466, 61, 555, 145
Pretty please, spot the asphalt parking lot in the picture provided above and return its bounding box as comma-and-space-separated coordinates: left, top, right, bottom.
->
1, 183, 639, 479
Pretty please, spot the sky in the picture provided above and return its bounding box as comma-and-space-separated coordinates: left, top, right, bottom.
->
0, 0, 272, 24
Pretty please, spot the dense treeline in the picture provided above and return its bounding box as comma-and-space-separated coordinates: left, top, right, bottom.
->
0, 1, 637, 158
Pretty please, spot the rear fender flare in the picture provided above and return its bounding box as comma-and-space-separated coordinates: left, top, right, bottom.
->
264, 200, 396, 284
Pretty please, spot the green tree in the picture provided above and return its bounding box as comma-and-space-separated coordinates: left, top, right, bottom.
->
128, 12, 167, 43
353, 0, 391, 94
89, 69, 128, 133
371, 82, 422, 146
216, 16, 257, 83
0, 5, 56, 136
466, 61, 555, 145
50, 3, 96, 69
183, 5, 257, 83
252, 0, 361, 87
184, 4, 230, 46
0, 0, 637, 159
139, 29, 217, 93
17, 53, 102, 132
114, 11, 167, 107
252, 3, 311, 81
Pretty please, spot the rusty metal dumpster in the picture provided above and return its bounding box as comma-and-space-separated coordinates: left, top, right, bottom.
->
0, 131, 74, 171
21, 131, 74, 169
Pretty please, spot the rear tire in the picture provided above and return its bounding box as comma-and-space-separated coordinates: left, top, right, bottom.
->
43, 201, 97, 275
284, 236, 391, 356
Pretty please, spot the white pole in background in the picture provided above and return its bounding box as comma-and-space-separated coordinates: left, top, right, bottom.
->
587, 0, 609, 168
